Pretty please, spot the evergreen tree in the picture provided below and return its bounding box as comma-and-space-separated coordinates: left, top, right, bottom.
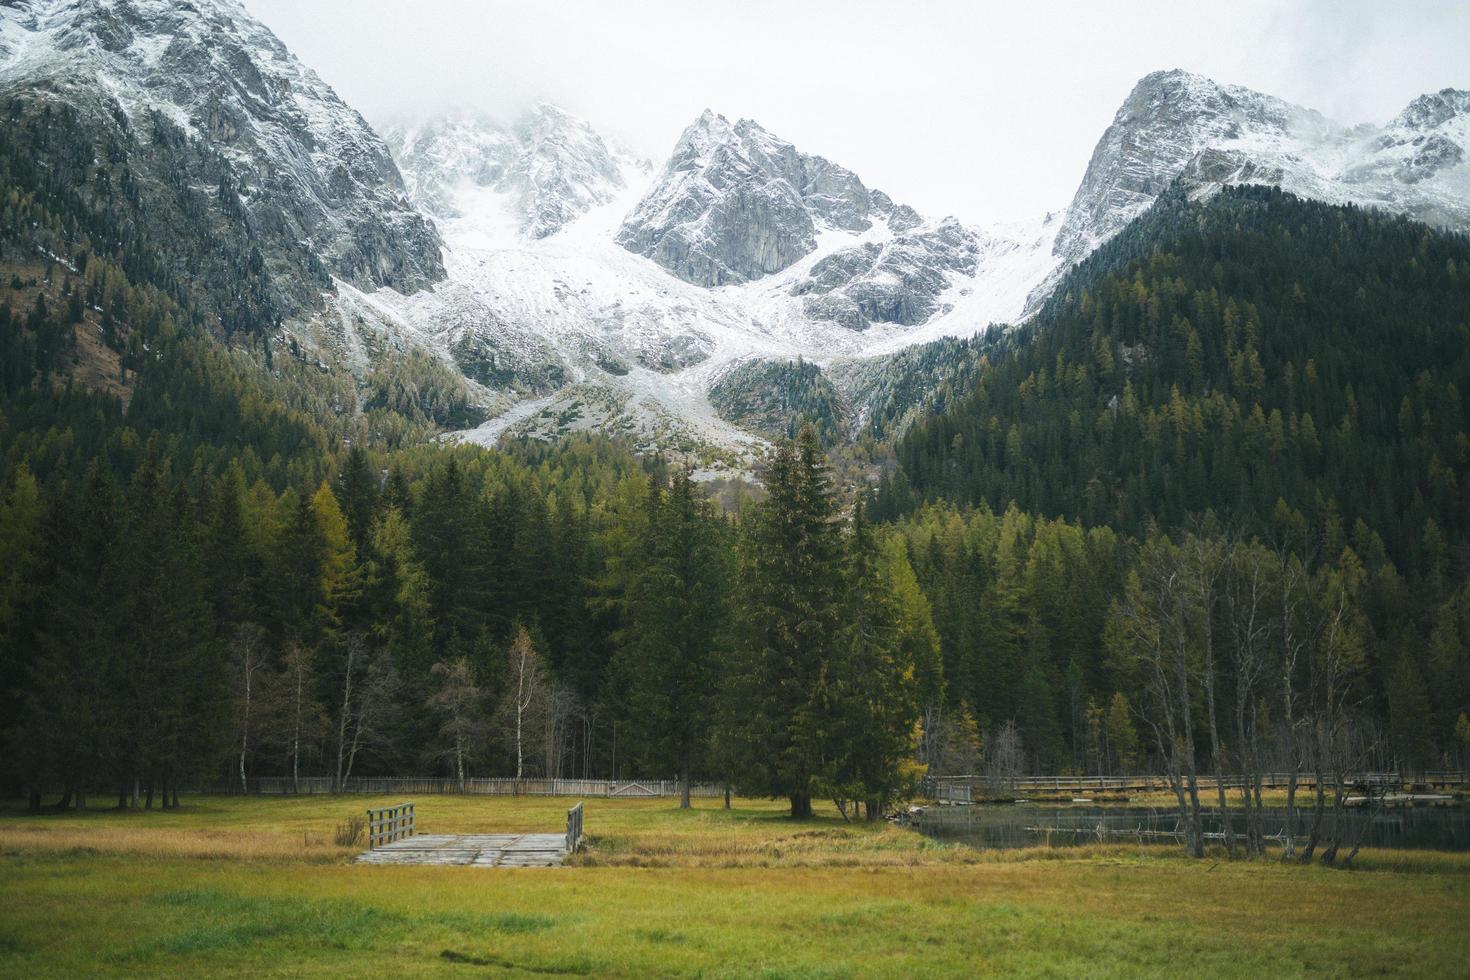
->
726, 428, 844, 818
826, 502, 921, 819
615, 469, 730, 807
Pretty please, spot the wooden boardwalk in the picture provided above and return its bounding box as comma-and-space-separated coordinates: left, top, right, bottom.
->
357, 833, 570, 867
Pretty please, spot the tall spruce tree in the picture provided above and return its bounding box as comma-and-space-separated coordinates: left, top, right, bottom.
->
615, 469, 731, 807
826, 502, 921, 819
726, 427, 844, 818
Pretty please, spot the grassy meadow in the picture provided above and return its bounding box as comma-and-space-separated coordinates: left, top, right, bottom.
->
1, 794, 1468, 977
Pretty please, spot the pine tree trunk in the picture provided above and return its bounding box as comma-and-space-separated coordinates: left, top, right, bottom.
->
724, 784, 731, 810
27, 787, 41, 812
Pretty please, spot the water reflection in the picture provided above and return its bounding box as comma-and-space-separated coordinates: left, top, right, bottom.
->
912, 804, 1470, 851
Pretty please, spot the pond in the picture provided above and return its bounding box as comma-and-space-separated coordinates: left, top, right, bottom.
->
912, 803, 1470, 852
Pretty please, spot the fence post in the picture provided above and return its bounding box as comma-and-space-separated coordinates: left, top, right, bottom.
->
566, 801, 584, 853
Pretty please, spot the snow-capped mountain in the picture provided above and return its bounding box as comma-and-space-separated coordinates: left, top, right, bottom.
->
6, 0, 1465, 464
0, 0, 443, 300
615, 110, 923, 287
370, 105, 1057, 457
1053, 69, 1470, 271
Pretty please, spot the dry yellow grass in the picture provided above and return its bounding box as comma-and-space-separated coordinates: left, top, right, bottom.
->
0, 823, 354, 862
2, 794, 1468, 976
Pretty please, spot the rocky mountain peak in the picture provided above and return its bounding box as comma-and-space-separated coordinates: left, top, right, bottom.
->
1390, 88, 1470, 132
1051, 69, 1346, 265
0, 0, 444, 296
615, 109, 919, 287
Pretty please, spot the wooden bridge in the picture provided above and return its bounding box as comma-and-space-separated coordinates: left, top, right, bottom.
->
356, 801, 586, 868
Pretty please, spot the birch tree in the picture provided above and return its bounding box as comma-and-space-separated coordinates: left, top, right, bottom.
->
499, 627, 549, 784
228, 623, 268, 794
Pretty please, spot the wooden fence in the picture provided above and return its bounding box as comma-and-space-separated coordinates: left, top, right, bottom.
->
367, 802, 415, 848
934, 782, 972, 803
566, 801, 584, 853
933, 771, 1469, 794
207, 776, 727, 798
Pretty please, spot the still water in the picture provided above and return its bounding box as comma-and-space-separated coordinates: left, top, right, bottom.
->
912, 803, 1470, 851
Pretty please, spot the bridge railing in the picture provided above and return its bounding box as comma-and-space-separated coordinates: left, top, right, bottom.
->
566, 801, 584, 853
367, 801, 415, 848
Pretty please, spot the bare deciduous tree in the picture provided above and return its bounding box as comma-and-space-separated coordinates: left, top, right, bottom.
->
983, 721, 1024, 793
541, 684, 580, 781
426, 657, 486, 791
341, 649, 404, 787
1224, 541, 1274, 857
1106, 531, 1205, 857
1180, 529, 1235, 859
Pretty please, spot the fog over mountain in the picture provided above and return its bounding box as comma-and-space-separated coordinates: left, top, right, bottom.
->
243, 0, 1470, 223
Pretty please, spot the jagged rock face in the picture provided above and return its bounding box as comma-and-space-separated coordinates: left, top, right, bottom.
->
1343, 88, 1470, 223
793, 218, 980, 329
383, 104, 636, 238
615, 112, 815, 286
1053, 69, 1346, 264
616, 111, 916, 287
1053, 70, 1470, 269
0, 0, 443, 298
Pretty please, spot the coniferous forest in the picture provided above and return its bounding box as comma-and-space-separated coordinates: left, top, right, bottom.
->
3, 169, 1470, 822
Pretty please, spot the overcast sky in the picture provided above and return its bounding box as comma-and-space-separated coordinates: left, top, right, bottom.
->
245, 0, 1468, 224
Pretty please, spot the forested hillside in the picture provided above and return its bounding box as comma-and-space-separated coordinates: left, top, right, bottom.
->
882, 186, 1470, 564
2, 185, 1469, 818
877, 187, 1470, 784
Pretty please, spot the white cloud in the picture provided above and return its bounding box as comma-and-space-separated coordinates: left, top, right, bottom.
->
244, 0, 1468, 223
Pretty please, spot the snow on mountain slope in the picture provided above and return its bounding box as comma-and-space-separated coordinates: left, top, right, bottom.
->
370, 107, 1058, 459
0, 0, 443, 295
418, 77, 1470, 456
382, 105, 646, 240
1051, 69, 1470, 273
16, 1, 1467, 463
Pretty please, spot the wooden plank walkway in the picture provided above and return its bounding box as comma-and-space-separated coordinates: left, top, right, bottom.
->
356, 833, 569, 868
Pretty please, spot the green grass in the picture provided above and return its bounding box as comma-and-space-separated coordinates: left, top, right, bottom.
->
1, 794, 1468, 976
